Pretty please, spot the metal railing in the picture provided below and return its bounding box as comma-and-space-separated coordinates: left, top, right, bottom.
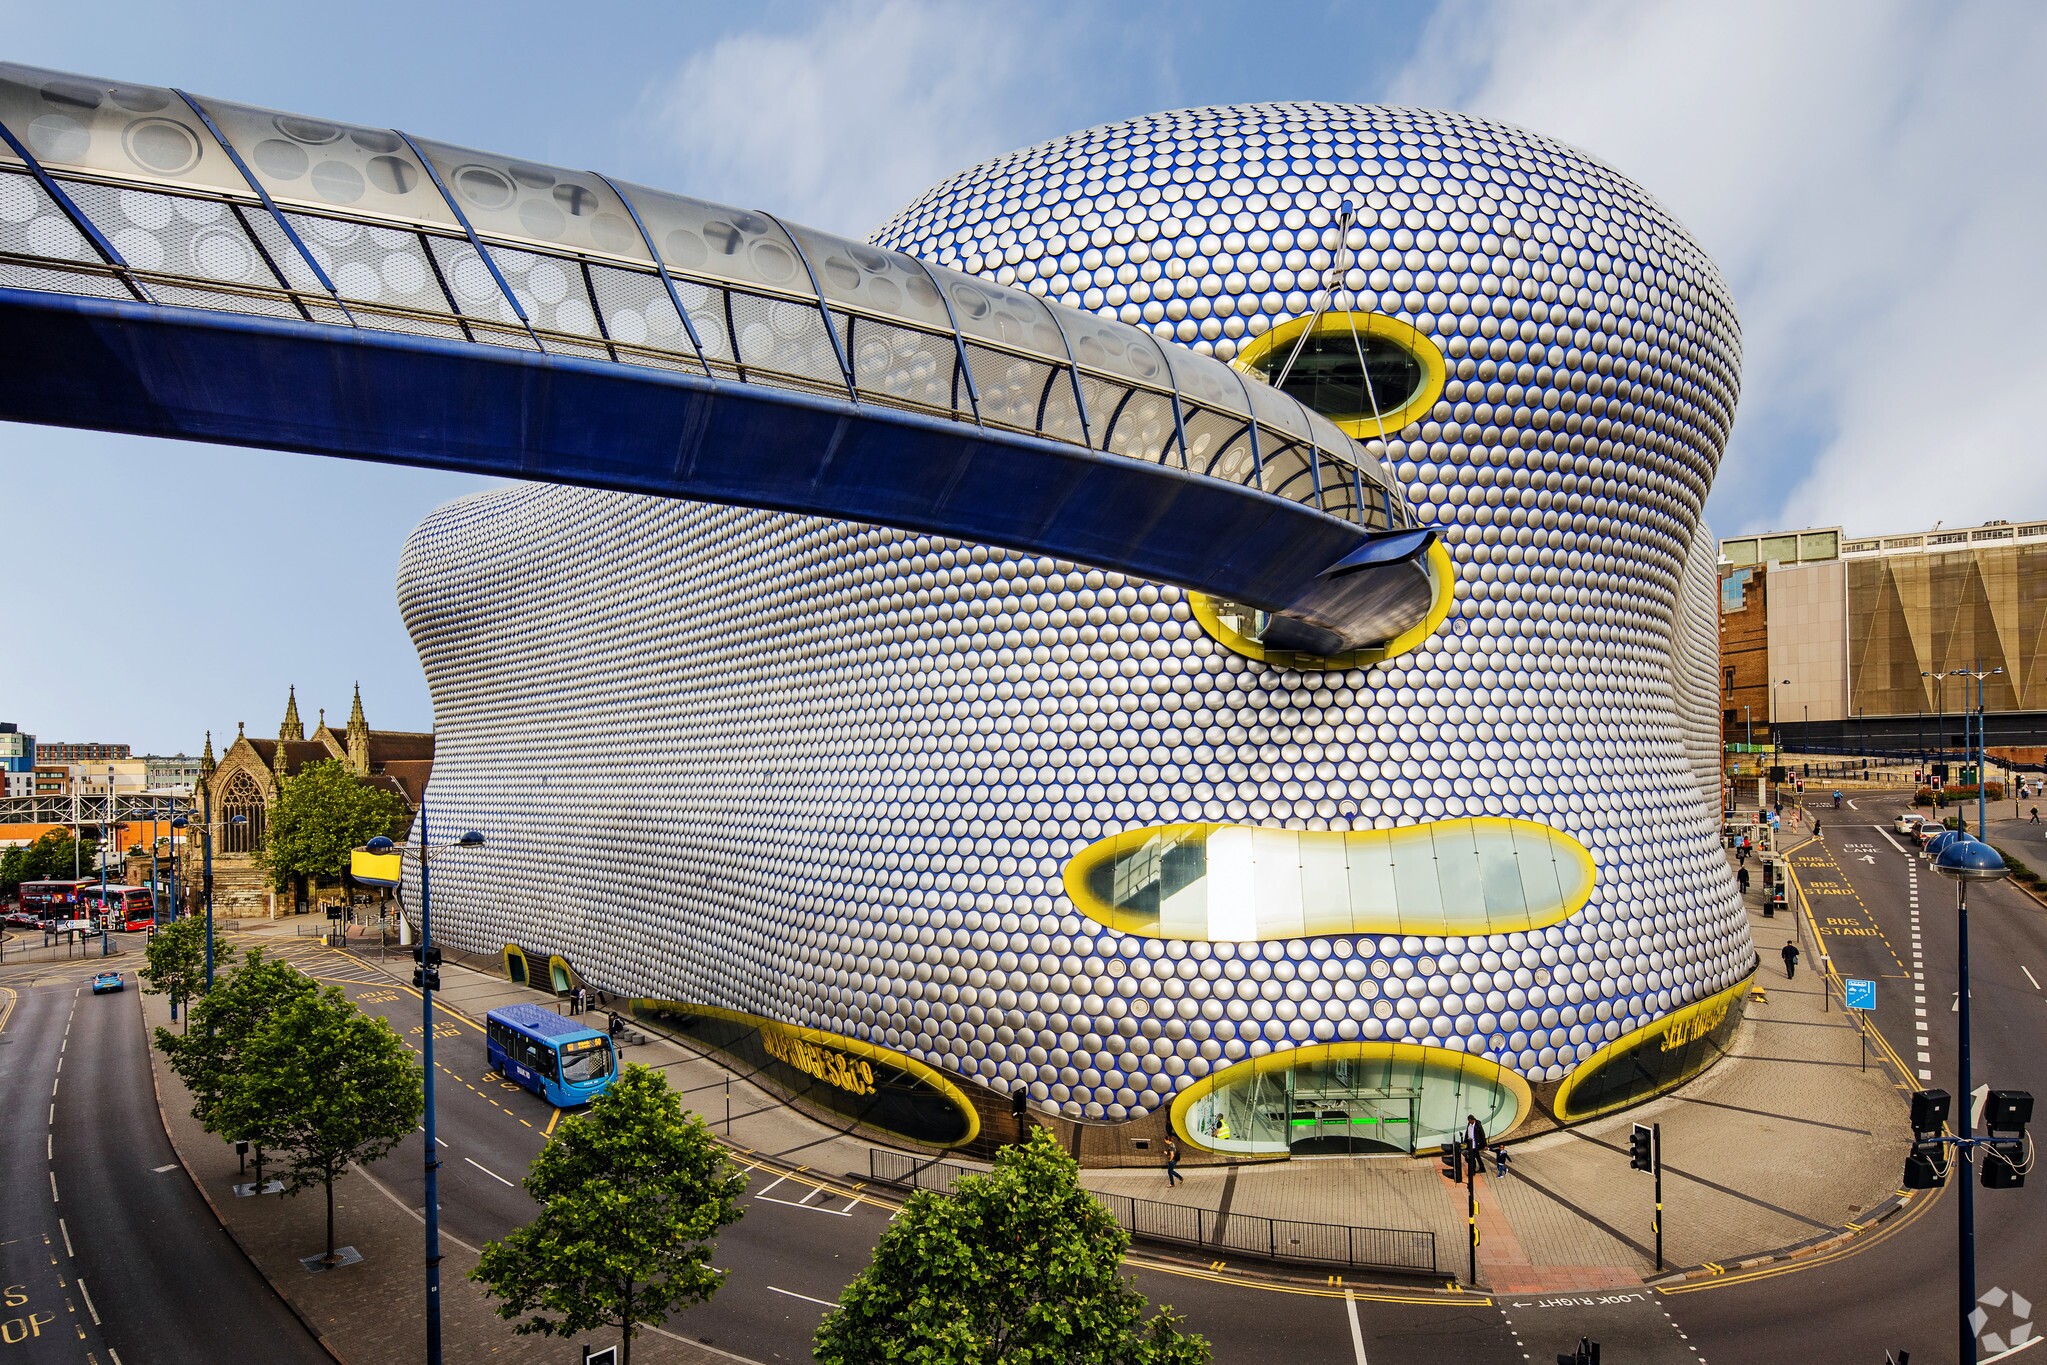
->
868, 1149, 1436, 1276
0, 61, 1410, 533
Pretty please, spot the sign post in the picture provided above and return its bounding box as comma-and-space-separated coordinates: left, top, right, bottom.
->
1845, 978, 1876, 1072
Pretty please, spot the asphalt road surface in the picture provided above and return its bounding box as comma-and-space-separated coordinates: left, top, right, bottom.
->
0, 961, 327, 1364
12, 808, 2041, 1365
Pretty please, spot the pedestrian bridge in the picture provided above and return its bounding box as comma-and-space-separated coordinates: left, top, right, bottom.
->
0, 64, 1441, 654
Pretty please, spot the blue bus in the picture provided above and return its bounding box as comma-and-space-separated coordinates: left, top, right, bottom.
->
485, 1004, 618, 1107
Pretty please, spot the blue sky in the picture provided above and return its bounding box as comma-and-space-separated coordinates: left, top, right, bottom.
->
4, 0, 2043, 753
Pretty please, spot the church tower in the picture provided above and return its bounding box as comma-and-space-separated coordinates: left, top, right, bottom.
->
275, 685, 303, 782
346, 683, 371, 777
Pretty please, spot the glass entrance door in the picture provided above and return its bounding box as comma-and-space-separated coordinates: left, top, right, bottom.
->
1285, 1057, 1420, 1155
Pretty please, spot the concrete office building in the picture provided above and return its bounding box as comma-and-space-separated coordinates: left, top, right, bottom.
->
1720, 520, 2047, 753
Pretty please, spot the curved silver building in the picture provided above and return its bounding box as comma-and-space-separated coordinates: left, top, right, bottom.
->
402, 101, 1751, 1158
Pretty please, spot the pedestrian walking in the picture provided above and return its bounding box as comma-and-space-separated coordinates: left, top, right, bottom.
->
1163, 1139, 1183, 1187
1813, 818, 1822, 837
1737, 865, 1750, 896
1493, 1144, 1511, 1179
1781, 941, 1800, 979
2032, 806, 2039, 825
1464, 1113, 1488, 1171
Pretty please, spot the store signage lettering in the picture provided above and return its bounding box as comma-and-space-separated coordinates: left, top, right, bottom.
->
763, 1028, 877, 1097
1659, 999, 1730, 1053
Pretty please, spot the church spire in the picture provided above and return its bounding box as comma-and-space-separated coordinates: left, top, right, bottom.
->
346, 682, 371, 776
199, 730, 216, 780
280, 685, 304, 742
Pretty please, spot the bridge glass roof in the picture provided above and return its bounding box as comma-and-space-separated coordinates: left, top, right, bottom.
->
0, 62, 1413, 532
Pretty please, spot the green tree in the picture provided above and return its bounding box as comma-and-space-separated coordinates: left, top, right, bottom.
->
261, 758, 407, 892
815, 1128, 1209, 1365
216, 987, 423, 1264
472, 1065, 746, 1365
0, 829, 101, 896
155, 948, 305, 1136
138, 915, 229, 1029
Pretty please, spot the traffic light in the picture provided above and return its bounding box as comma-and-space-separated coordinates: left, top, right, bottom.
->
1011, 1089, 1028, 1121
1982, 1089, 2032, 1189
1904, 1089, 1952, 1189
1909, 1088, 1950, 1134
1439, 1141, 1463, 1181
412, 944, 443, 990
1556, 1338, 1601, 1365
1628, 1123, 1654, 1172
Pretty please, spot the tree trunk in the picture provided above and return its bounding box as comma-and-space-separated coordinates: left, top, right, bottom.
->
324, 1169, 336, 1264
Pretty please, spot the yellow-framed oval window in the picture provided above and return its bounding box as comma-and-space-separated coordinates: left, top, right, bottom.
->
1188, 538, 1456, 672
1234, 311, 1447, 439
1064, 815, 1596, 942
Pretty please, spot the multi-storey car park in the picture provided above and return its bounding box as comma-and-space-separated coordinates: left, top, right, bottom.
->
0, 65, 1748, 1161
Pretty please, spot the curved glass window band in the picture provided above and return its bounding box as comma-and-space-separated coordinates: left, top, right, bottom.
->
1190, 538, 1455, 671
1171, 1042, 1533, 1157
1236, 311, 1447, 440
1064, 814, 1596, 942
1551, 973, 1756, 1123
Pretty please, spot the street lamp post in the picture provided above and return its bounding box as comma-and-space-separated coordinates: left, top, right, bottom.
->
1950, 664, 2002, 837
1933, 834, 2010, 1365
171, 794, 243, 994
366, 812, 485, 1365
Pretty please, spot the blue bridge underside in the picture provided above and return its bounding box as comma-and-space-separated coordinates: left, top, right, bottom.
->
0, 288, 1430, 651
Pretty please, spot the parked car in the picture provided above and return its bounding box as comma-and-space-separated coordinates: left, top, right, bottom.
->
1894, 813, 1926, 837
90, 970, 124, 994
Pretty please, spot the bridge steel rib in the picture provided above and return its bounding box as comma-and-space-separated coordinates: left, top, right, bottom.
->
0, 63, 1437, 652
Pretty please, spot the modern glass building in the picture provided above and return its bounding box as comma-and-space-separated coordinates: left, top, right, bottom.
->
396, 105, 1751, 1159
0, 66, 1752, 1158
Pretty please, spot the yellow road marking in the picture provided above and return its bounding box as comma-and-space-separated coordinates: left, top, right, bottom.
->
0, 985, 16, 1035
543, 1109, 561, 1137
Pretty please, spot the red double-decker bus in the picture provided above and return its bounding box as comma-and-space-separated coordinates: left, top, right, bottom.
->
78, 884, 159, 932
15, 878, 92, 926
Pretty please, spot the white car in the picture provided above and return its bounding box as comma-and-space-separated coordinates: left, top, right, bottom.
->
1894, 813, 1925, 837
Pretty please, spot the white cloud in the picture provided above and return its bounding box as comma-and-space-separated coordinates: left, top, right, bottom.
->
1388, 0, 2047, 537
639, 0, 1094, 237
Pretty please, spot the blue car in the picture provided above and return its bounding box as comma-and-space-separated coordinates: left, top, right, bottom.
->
90, 971, 124, 994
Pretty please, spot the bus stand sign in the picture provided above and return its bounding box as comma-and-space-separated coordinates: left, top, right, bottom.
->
1844, 978, 1876, 1011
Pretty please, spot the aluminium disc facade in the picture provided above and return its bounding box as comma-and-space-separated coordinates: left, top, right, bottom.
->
401, 101, 1751, 1155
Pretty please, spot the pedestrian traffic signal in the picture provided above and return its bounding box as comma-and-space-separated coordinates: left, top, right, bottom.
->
1628, 1123, 1654, 1172
1908, 1088, 1950, 1135
412, 944, 442, 990
1984, 1089, 2033, 1133
1439, 1142, 1463, 1181
1011, 1089, 1028, 1121
1902, 1148, 1948, 1189
1556, 1337, 1600, 1364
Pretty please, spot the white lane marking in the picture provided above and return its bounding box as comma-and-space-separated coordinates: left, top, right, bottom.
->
153, 1163, 179, 1173
414, 1126, 449, 1148
49, 1172, 58, 1203
1982, 1329, 2046, 1361
108, 1351, 124, 1365
767, 1285, 840, 1310
754, 1173, 790, 1198
2025, 966, 2042, 991
1346, 1287, 1370, 1364
1848, 798, 1859, 809
77, 1275, 100, 1325
755, 1189, 857, 1217
59, 1217, 73, 1258
464, 1156, 515, 1188
47, 1134, 52, 1160
1920, 1069, 1934, 1080
1876, 828, 1911, 854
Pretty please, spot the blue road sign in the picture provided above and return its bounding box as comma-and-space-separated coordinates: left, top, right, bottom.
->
1845, 978, 1876, 1011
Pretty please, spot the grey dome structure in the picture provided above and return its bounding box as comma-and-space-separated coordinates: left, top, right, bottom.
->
401, 101, 1752, 1157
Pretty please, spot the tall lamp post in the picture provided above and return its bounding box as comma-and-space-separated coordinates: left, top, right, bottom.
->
170, 793, 245, 993
1950, 664, 2002, 836
366, 812, 485, 1365
1933, 833, 2009, 1364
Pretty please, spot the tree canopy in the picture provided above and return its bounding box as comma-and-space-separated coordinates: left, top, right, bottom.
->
261, 758, 408, 891
138, 914, 228, 1027
815, 1128, 1209, 1365
0, 829, 101, 896
471, 1065, 746, 1365
155, 948, 307, 1137
217, 986, 423, 1262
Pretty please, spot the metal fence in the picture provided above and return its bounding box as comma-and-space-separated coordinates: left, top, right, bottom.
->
867, 1150, 1436, 1276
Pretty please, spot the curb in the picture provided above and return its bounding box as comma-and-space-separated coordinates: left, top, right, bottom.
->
142, 996, 351, 1363
1652, 1187, 1916, 1284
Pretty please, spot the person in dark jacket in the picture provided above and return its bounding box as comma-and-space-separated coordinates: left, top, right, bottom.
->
1163, 1139, 1183, 1187
1781, 941, 1800, 979
1737, 865, 1751, 896
1464, 1114, 1488, 1169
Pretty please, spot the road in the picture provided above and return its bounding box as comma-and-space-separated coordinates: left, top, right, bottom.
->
0, 959, 328, 1364
13, 803, 2041, 1365
1664, 790, 2047, 1364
